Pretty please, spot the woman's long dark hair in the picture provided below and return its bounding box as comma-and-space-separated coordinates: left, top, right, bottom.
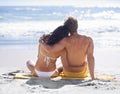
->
40, 25, 70, 45
46, 25, 70, 45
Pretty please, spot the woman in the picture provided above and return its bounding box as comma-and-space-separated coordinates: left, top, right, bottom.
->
26, 25, 70, 77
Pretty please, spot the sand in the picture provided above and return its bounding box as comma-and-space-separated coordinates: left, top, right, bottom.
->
0, 45, 120, 94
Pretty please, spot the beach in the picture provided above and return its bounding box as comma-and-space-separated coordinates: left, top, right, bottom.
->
0, 45, 120, 94
0, 4, 120, 94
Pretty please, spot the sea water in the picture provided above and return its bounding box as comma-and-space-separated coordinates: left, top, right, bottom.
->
0, 6, 120, 49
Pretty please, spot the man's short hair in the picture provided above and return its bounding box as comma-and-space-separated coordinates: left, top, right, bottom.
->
64, 16, 78, 32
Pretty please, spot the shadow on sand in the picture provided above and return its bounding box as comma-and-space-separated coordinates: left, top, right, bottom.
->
25, 77, 114, 89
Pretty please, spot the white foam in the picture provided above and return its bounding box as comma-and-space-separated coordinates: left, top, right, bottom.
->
0, 19, 120, 48
0, 21, 63, 38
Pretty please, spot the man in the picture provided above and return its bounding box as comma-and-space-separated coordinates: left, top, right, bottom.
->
41, 17, 95, 80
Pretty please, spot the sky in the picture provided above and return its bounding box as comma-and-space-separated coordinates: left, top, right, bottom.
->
0, 0, 120, 7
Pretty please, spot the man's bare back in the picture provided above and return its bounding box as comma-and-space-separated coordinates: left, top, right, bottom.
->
61, 33, 92, 72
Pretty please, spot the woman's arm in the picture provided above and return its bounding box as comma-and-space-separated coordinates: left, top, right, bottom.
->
40, 39, 65, 54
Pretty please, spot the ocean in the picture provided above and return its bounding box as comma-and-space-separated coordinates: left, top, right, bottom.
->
0, 6, 120, 49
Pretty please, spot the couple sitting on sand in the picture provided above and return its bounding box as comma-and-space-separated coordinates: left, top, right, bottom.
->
26, 17, 95, 80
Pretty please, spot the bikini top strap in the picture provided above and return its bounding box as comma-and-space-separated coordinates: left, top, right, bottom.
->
40, 49, 56, 67
40, 49, 56, 60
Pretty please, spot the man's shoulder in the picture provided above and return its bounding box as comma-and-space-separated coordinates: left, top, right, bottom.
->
58, 37, 69, 44
58, 37, 71, 47
82, 35, 93, 41
60, 37, 69, 42
80, 35, 93, 44
87, 36, 93, 42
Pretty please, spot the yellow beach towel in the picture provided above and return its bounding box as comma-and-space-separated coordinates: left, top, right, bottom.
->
60, 63, 88, 78
60, 67, 88, 78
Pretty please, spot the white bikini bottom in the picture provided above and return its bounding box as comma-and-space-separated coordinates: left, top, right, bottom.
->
35, 68, 58, 77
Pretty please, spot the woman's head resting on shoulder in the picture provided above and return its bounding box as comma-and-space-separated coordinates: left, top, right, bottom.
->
46, 25, 70, 45
39, 25, 70, 45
